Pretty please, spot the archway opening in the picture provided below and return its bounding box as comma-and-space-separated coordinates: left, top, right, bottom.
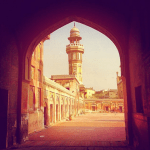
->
23, 18, 128, 147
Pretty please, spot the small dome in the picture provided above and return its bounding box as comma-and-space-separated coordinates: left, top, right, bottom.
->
70, 26, 79, 33
70, 26, 80, 37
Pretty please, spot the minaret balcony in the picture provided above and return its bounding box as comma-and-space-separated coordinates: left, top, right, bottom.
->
66, 43, 84, 47
66, 43, 84, 53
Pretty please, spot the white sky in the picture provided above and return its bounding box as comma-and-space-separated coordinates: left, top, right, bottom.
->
43, 22, 121, 91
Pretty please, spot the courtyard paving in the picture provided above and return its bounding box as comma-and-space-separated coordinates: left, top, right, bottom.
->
7, 113, 134, 150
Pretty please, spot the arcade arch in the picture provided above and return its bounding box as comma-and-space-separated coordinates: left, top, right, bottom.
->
44, 102, 48, 126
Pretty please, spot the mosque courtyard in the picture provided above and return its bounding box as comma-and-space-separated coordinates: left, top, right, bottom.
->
5, 113, 134, 150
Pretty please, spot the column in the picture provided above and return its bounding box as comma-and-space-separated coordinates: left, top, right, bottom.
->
53, 93, 56, 123
59, 95, 61, 121
67, 98, 69, 117
47, 91, 50, 126
63, 97, 65, 119
70, 98, 72, 115
64, 97, 66, 118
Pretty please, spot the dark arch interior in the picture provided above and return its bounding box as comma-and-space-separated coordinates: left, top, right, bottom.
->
0, 1, 150, 149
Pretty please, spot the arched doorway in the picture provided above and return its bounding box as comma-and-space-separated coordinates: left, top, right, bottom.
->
44, 102, 48, 126
50, 94, 54, 124
19, 5, 132, 146
23, 17, 129, 143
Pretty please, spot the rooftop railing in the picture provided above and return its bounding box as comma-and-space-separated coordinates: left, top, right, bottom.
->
43, 76, 75, 97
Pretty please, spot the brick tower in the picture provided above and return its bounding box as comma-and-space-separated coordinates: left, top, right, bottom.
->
66, 23, 84, 84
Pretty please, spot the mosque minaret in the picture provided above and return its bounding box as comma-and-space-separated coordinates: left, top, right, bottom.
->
66, 23, 84, 84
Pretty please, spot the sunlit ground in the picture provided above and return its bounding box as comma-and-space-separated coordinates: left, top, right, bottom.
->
57, 113, 125, 127
9, 113, 127, 149
28, 113, 126, 142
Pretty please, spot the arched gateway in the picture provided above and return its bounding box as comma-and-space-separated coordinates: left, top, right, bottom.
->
0, 1, 150, 150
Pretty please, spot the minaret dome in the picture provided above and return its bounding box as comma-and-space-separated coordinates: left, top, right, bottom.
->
68, 24, 82, 41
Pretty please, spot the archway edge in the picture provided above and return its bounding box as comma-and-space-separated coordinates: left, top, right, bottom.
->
26, 16, 125, 76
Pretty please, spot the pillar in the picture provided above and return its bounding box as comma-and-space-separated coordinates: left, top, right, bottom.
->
67, 98, 69, 117
53, 93, 56, 123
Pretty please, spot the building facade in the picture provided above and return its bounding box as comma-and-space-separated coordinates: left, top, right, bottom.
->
28, 25, 85, 134
43, 76, 76, 126
28, 36, 50, 134
84, 99, 124, 113
84, 88, 95, 99
108, 89, 118, 99
84, 75, 124, 113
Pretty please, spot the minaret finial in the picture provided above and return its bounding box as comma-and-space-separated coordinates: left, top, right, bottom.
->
74, 22, 75, 27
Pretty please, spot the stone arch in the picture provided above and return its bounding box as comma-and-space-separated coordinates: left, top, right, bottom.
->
23, 17, 127, 129
21, 15, 129, 145
24, 16, 125, 81
44, 102, 48, 126
2, 1, 150, 149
